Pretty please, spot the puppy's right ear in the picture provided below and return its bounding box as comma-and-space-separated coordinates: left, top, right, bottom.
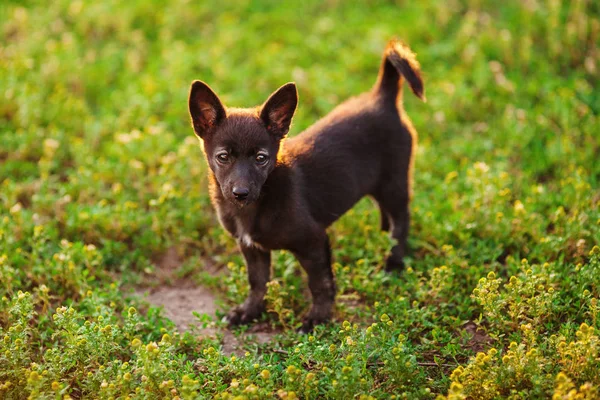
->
260, 83, 298, 139
189, 80, 226, 138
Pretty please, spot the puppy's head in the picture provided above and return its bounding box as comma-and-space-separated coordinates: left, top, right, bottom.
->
189, 81, 297, 207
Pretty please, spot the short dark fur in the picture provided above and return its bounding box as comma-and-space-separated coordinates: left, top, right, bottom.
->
188, 40, 425, 332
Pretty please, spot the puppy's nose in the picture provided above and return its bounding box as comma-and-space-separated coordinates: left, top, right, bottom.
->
232, 187, 249, 200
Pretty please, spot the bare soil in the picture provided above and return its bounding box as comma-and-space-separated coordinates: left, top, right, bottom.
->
135, 247, 220, 331
140, 283, 218, 331
463, 321, 494, 353
135, 247, 277, 354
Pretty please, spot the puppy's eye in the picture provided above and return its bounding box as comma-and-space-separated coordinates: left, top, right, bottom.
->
255, 154, 268, 165
216, 153, 229, 163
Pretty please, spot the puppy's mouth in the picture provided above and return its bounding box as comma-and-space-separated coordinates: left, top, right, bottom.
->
231, 197, 251, 207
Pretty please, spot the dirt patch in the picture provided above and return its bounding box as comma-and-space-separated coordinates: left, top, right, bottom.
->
463, 321, 494, 353
139, 283, 218, 331
136, 246, 220, 331
139, 283, 278, 354
150, 246, 184, 284
136, 247, 278, 351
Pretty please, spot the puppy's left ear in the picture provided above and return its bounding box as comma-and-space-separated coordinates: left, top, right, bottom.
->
260, 83, 298, 138
189, 80, 226, 138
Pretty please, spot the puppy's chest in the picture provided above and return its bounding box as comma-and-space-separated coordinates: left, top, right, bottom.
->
216, 206, 278, 250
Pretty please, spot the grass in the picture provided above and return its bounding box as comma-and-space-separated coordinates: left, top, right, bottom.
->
1, 0, 599, 398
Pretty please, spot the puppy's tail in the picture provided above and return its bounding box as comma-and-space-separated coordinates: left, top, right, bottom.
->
375, 39, 426, 102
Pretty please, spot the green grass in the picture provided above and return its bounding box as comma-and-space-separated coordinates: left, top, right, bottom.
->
1, 0, 599, 398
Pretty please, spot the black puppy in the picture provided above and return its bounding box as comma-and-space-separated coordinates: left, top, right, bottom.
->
188, 40, 425, 332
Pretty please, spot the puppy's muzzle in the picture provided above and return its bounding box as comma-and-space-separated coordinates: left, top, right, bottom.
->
232, 187, 249, 201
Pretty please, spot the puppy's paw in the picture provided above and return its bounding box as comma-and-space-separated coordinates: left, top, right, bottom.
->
297, 317, 322, 334
384, 258, 405, 273
298, 310, 331, 334
223, 303, 264, 327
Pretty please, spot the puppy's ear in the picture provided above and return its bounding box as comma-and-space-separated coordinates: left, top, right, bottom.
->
189, 80, 226, 138
260, 83, 298, 138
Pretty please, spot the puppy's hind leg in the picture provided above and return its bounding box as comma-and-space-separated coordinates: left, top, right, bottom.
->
374, 181, 410, 273
375, 199, 392, 232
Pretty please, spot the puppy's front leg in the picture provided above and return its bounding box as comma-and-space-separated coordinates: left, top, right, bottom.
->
225, 243, 271, 326
293, 233, 336, 333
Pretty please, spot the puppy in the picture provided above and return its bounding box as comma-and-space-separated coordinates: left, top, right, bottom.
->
188, 39, 425, 332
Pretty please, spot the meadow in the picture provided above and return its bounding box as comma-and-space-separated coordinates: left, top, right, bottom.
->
1, 0, 599, 398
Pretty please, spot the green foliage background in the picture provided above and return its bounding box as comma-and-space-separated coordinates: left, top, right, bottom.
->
0, 0, 599, 398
